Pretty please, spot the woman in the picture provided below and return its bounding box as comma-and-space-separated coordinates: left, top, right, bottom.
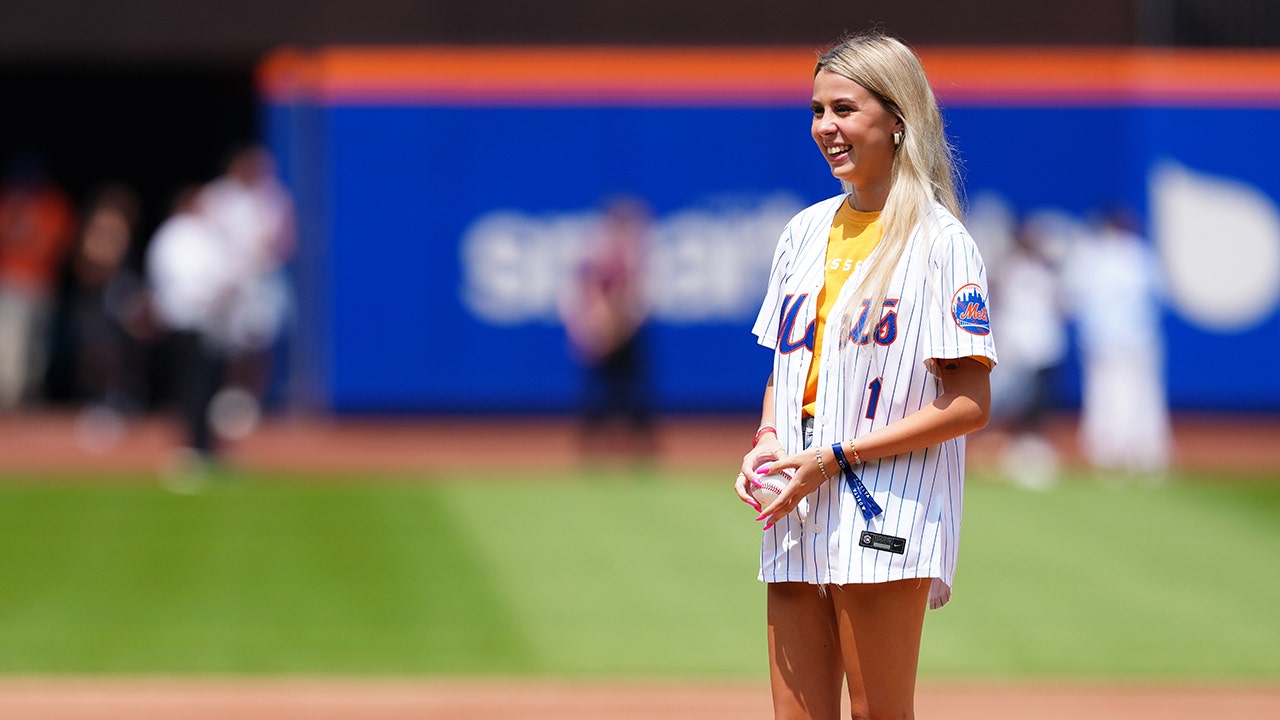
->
735, 32, 997, 720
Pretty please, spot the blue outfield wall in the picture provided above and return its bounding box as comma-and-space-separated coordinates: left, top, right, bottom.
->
262, 47, 1280, 414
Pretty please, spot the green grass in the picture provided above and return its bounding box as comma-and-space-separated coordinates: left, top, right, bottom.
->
924, 474, 1280, 680
0, 468, 1277, 680
0, 470, 764, 677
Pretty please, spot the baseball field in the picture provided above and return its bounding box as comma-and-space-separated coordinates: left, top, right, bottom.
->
1, 412, 1277, 718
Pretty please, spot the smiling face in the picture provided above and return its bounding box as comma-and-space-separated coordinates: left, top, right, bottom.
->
811, 69, 904, 211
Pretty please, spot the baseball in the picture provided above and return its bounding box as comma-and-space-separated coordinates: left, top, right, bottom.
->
749, 469, 794, 507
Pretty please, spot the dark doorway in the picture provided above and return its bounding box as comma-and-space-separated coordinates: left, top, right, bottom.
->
0, 61, 257, 406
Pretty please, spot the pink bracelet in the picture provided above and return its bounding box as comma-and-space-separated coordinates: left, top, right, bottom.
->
753, 424, 777, 447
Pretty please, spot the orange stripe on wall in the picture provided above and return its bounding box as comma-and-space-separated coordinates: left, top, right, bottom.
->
258, 46, 816, 105
258, 46, 1280, 106
923, 47, 1280, 105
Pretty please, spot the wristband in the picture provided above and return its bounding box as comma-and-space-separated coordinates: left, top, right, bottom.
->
752, 424, 777, 447
830, 442, 854, 474
831, 442, 883, 521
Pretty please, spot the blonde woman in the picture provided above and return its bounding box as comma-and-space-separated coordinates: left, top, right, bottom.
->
736, 32, 997, 719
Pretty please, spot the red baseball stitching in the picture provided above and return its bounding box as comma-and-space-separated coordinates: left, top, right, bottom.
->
750, 469, 793, 495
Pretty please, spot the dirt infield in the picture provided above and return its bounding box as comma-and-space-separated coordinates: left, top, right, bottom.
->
4, 409, 1280, 476
1, 409, 1277, 718
0, 678, 1277, 720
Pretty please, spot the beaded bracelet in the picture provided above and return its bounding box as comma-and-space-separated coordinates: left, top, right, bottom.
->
752, 424, 777, 447
844, 440, 862, 465
813, 447, 833, 482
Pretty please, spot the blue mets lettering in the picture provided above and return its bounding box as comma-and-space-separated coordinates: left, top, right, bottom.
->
849, 299, 873, 345
875, 299, 899, 345
778, 294, 816, 353
849, 298, 900, 347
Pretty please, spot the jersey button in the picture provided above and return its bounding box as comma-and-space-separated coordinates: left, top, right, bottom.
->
811, 524, 822, 534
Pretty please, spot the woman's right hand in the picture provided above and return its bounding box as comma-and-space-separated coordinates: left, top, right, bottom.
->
735, 434, 783, 510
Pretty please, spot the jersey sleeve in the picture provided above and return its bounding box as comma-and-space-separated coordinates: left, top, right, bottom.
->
751, 222, 795, 350
924, 214, 998, 369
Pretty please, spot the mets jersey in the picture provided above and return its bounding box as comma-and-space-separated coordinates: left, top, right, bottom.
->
752, 194, 997, 609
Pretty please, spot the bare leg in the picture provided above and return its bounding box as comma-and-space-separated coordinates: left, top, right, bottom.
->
830, 579, 931, 719
767, 582, 843, 720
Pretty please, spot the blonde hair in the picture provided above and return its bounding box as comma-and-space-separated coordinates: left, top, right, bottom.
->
815, 32, 962, 312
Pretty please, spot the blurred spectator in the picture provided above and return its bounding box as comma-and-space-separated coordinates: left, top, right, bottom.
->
989, 217, 1069, 489
146, 187, 236, 474
559, 196, 656, 466
1063, 206, 1171, 478
0, 153, 76, 410
196, 143, 296, 439
66, 183, 155, 450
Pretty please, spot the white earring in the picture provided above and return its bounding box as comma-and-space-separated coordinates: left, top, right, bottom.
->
893, 131, 903, 147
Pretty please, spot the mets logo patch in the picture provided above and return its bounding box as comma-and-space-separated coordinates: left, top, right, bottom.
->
951, 283, 991, 336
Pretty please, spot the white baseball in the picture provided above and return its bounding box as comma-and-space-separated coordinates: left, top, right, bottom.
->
749, 469, 793, 508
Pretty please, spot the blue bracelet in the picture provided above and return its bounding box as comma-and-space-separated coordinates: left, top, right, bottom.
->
830, 442, 854, 473
831, 442, 883, 521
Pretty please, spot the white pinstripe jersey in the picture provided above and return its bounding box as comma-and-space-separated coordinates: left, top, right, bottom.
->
751, 194, 997, 609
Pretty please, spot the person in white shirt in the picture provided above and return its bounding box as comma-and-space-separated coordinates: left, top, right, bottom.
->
197, 144, 296, 437
1063, 207, 1170, 476
146, 187, 235, 464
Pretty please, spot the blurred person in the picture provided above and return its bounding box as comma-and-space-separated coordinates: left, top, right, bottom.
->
734, 33, 995, 720
0, 153, 76, 410
559, 196, 656, 465
65, 183, 156, 450
988, 216, 1068, 489
197, 143, 296, 439
146, 187, 236, 476
1063, 206, 1171, 478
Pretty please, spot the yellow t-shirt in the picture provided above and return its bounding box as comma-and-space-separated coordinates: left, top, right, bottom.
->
802, 203, 883, 417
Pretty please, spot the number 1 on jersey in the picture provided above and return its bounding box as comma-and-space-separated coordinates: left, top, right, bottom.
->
865, 377, 883, 420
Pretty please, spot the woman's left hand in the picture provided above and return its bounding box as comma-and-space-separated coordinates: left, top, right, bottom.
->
752, 448, 830, 530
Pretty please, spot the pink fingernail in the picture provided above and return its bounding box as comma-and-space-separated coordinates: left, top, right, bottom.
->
755, 513, 767, 522
756, 466, 770, 474
762, 523, 775, 532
